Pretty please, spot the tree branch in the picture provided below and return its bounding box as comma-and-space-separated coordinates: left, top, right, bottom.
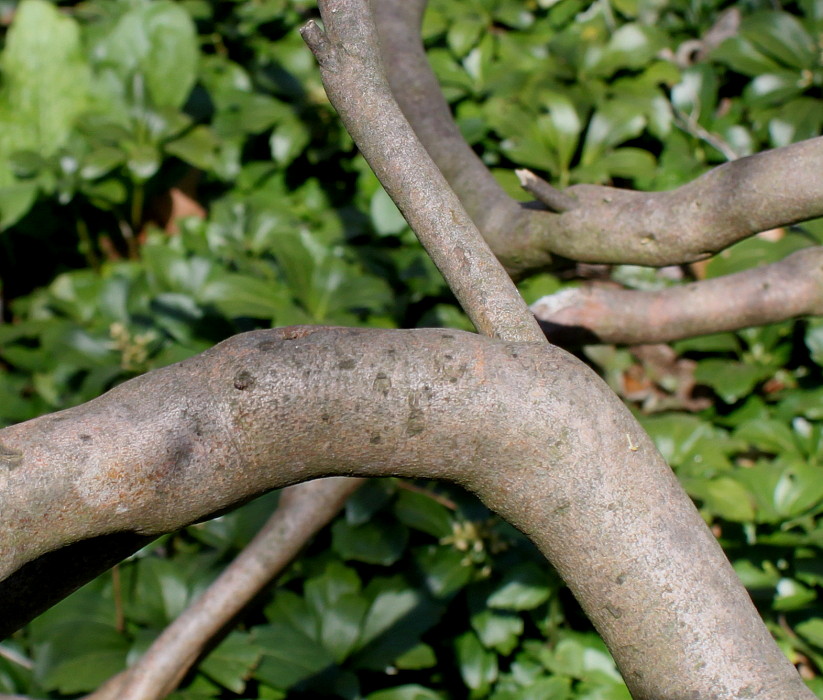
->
373, 0, 823, 274
97, 1, 549, 694
87, 478, 363, 700
301, 0, 543, 343
0, 326, 813, 699
533, 247, 823, 345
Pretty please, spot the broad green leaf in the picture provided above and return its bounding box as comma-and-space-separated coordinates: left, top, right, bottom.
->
640, 414, 716, 468
331, 517, 408, 565
200, 274, 290, 319
539, 94, 582, 176
771, 463, 823, 518
318, 593, 369, 663
593, 24, 663, 77
394, 488, 453, 538
456, 631, 498, 693
471, 609, 524, 655
687, 476, 756, 522
693, 359, 769, 404
270, 119, 310, 166
744, 72, 805, 107
741, 12, 817, 70
353, 578, 442, 671
413, 545, 475, 598
712, 36, 785, 76
797, 618, 823, 648
773, 577, 816, 611
346, 480, 396, 526
253, 623, 335, 690
367, 685, 445, 700
768, 98, 823, 147
0, 0, 90, 184
165, 126, 220, 171
358, 582, 424, 648
805, 319, 823, 367
394, 644, 437, 670
733, 559, 780, 590
580, 101, 646, 165
198, 632, 261, 693
447, 14, 487, 57
0, 182, 38, 229
40, 645, 128, 693
92, 1, 198, 110
371, 187, 409, 236
486, 562, 552, 611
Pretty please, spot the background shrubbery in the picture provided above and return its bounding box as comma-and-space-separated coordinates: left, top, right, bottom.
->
1, 0, 823, 697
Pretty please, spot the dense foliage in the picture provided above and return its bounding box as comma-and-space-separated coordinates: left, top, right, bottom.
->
1, 0, 823, 697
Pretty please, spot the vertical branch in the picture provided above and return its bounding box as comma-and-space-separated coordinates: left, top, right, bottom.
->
301, 0, 544, 344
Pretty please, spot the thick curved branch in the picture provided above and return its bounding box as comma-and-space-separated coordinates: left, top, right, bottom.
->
100, 2, 547, 694
533, 247, 823, 345
0, 326, 813, 699
87, 477, 363, 700
374, 0, 823, 274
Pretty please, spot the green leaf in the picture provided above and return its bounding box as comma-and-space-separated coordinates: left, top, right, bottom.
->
539, 94, 582, 176
371, 187, 409, 236
413, 545, 475, 598
0, 182, 38, 229
773, 577, 816, 611
593, 23, 663, 77
797, 619, 823, 648
487, 562, 552, 611
741, 12, 817, 70
270, 119, 310, 166
447, 14, 487, 58
331, 517, 408, 565
346, 480, 396, 526
36, 622, 128, 693
712, 36, 784, 77
165, 126, 220, 171
768, 98, 823, 147
198, 632, 261, 693
253, 623, 335, 690
394, 488, 453, 538
471, 609, 524, 655
353, 578, 442, 671
358, 582, 424, 649
126, 143, 161, 182
735, 419, 801, 458
580, 101, 646, 165
693, 359, 769, 404
367, 685, 445, 700
200, 274, 290, 319
0, 0, 90, 184
394, 643, 437, 670
456, 631, 498, 693
92, 1, 198, 110
805, 318, 823, 367
687, 476, 756, 523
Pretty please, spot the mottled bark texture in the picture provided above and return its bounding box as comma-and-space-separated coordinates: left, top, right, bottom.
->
300, 8, 543, 343
533, 247, 823, 345
373, 0, 823, 276
0, 326, 813, 700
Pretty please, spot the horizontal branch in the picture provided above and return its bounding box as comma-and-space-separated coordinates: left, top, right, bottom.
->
532, 247, 823, 345
0, 326, 811, 699
374, 0, 823, 275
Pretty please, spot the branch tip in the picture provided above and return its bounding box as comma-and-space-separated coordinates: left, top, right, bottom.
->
515, 169, 578, 213
299, 19, 329, 56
